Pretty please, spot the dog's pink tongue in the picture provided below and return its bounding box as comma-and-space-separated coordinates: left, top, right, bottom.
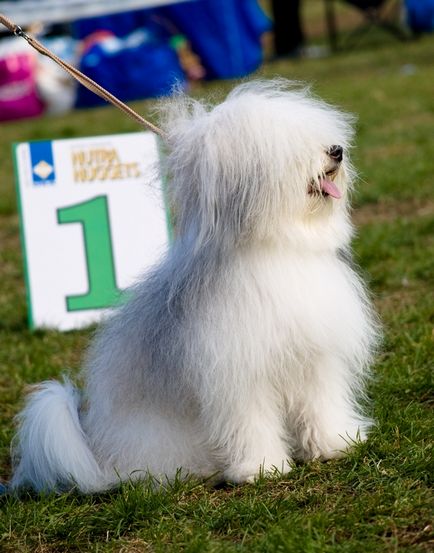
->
320, 178, 342, 199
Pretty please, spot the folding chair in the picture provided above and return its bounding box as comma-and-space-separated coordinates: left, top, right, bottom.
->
324, 0, 408, 51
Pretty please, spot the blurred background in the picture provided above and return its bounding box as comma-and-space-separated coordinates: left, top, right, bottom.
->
0, 0, 432, 120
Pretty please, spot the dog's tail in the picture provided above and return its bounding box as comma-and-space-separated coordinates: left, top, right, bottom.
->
10, 378, 106, 493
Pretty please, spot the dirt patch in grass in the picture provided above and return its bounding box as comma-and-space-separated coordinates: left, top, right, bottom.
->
395, 522, 434, 552
115, 538, 155, 553
353, 197, 434, 226
375, 283, 433, 315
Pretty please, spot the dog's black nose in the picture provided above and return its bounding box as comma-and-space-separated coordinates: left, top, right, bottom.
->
328, 145, 343, 162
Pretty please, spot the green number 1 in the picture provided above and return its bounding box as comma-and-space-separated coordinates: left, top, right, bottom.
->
57, 196, 121, 311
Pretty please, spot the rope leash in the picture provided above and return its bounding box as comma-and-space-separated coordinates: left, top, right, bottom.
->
0, 13, 165, 138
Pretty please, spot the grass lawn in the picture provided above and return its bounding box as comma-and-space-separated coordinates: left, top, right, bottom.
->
0, 18, 433, 553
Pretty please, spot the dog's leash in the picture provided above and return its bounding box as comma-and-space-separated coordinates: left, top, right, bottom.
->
0, 13, 165, 138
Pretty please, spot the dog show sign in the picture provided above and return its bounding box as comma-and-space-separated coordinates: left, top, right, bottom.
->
14, 131, 170, 331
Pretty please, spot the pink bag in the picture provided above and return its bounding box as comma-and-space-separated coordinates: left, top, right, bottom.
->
0, 52, 44, 122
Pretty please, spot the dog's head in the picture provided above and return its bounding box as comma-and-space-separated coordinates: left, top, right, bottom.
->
162, 80, 356, 251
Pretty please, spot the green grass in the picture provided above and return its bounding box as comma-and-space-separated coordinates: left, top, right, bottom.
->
1, 28, 433, 553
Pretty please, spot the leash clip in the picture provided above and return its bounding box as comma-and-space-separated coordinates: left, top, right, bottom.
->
14, 24, 30, 42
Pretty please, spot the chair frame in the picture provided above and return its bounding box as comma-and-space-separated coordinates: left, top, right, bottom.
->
324, 0, 409, 51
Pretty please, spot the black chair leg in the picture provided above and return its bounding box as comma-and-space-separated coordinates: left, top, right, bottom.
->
324, 0, 339, 52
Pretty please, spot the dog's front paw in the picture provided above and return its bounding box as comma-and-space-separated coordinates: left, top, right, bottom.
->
318, 430, 368, 460
224, 459, 292, 484
301, 427, 368, 460
224, 464, 257, 484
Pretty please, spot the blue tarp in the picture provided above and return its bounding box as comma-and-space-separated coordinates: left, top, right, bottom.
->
405, 0, 434, 32
75, 36, 186, 107
73, 10, 185, 107
161, 0, 271, 79
73, 0, 270, 106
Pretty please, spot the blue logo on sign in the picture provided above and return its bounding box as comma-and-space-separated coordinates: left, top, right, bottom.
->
30, 141, 56, 185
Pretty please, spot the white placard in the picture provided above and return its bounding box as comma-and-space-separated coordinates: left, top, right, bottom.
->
14, 131, 170, 331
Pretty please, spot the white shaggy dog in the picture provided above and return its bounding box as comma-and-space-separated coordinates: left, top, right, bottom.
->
11, 80, 379, 493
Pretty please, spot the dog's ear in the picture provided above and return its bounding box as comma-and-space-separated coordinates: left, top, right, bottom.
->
193, 113, 285, 247
159, 94, 277, 246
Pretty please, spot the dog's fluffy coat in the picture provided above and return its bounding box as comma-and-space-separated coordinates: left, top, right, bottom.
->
11, 81, 379, 492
